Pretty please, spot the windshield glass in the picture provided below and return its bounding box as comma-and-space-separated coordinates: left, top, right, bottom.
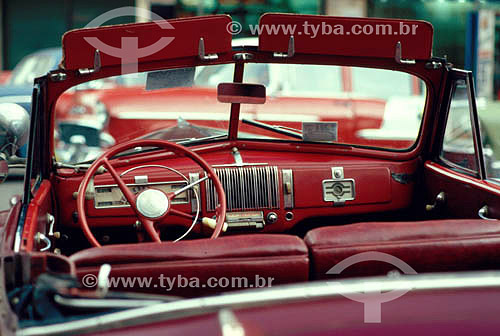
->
54, 62, 426, 164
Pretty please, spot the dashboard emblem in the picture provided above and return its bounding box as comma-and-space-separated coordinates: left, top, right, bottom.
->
323, 167, 355, 205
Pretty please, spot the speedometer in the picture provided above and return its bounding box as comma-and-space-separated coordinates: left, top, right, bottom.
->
94, 181, 189, 209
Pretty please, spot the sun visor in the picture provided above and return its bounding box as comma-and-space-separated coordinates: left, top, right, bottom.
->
258, 14, 433, 61
62, 15, 232, 71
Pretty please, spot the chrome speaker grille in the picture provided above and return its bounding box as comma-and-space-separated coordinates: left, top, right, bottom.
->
205, 166, 280, 212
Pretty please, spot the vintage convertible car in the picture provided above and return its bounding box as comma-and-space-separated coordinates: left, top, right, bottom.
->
1, 13, 500, 335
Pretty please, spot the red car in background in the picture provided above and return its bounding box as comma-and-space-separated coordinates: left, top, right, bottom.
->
0, 71, 11, 84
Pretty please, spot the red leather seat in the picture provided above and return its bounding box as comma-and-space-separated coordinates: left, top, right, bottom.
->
304, 219, 500, 279
70, 234, 309, 296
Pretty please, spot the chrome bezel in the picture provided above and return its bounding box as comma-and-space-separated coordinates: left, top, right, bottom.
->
94, 180, 188, 209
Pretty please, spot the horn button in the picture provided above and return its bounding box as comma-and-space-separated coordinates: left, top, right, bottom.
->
136, 189, 169, 219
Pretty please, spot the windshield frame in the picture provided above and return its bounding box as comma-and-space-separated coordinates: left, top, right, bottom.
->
46, 47, 440, 168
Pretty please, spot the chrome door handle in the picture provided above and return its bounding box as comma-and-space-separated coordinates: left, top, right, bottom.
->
478, 205, 496, 220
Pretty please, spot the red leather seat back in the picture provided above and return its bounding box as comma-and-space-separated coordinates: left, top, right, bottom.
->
70, 234, 309, 297
304, 219, 500, 279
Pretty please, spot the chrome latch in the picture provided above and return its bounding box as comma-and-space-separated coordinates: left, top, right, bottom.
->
47, 213, 60, 239
395, 41, 416, 65
198, 38, 218, 61
273, 35, 295, 58
35, 232, 51, 252
322, 167, 355, 206
78, 49, 102, 75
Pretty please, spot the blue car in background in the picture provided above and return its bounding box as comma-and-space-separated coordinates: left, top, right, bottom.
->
0, 48, 61, 156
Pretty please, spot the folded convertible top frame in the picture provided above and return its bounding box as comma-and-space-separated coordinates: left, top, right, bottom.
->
18, 271, 500, 336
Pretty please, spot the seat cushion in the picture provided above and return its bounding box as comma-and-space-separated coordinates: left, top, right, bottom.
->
305, 219, 500, 280
71, 234, 309, 296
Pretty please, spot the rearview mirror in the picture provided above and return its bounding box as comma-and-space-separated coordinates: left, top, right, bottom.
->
217, 83, 266, 104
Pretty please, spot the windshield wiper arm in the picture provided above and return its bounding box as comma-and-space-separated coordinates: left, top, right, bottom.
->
176, 134, 227, 145
242, 119, 303, 140
72, 135, 228, 165
112, 134, 227, 158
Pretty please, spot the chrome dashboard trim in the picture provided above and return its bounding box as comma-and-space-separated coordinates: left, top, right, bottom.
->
282, 169, 294, 209
322, 167, 355, 205
322, 179, 355, 203
94, 180, 187, 189
189, 172, 200, 213
205, 166, 280, 212
212, 163, 268, 168
94, 164, 193, 209
94, 180, 188, 209
134, 175, 148, 184
120, 164, 185, 177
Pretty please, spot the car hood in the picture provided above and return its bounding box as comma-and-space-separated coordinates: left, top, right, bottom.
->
0, 85, 32, 97
0, 86, 33, 112
141, 118, 225, 141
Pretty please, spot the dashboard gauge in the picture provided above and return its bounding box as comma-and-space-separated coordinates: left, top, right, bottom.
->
94, 181, 189, 209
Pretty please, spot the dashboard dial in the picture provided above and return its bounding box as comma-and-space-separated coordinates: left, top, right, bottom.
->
94, 181, 188, 209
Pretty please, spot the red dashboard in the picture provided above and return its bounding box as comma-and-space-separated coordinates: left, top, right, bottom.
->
53, 140, 418, 236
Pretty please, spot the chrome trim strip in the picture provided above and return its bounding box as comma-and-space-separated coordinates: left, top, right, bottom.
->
212, 163, 267, 168
13, 225, 22, 252
120, 165, 185, 177
53, 295, 164, 309
17, 271, 500, 336
95, 180, 187, 189
189, 173, 200, 213
282, 169, 294, 209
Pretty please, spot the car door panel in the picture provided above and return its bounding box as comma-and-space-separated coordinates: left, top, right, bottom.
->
424, 69, 500, 219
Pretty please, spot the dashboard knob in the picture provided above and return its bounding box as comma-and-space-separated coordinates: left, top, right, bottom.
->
266, 212, 278, 224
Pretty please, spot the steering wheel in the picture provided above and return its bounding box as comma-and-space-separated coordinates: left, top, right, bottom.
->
76, 139, 227, 247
